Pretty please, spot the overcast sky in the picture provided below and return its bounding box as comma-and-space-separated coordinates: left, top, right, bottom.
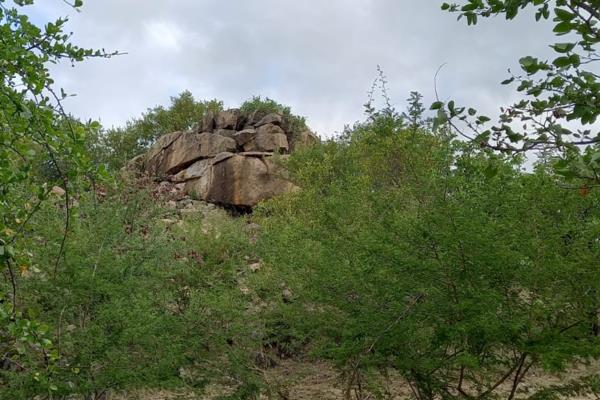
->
31, 1, 555, 137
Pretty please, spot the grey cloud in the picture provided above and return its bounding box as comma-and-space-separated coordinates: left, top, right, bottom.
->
38, 0, 556, 136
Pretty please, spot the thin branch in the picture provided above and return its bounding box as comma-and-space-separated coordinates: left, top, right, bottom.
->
477, 360, 522, 399
507, 353, 528, 400
53, 180, 70, 279
5, 259, 17, 318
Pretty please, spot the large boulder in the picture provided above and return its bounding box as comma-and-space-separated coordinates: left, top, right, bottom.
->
232, 128, 256, 147
245, 110, 268, 128
216, 109, 241, 130
214, 129, 237, 138
184, 169, 212, 200
205, 153, 297, 207
146, 132, 236, 176
243, 124, 289, 153
145, 131, 183, 165
201, 111, 216, 133
172, 159, 212, 183
184, 153, 235, 200
256, 113, 283, 127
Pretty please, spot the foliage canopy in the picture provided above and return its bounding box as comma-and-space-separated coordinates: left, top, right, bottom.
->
436, 0, 600, 184
256, 112, 600, 399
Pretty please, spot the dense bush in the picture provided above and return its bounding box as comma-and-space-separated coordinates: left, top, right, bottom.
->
255, 113, 600, 399
240, 96, 308, 138
5, 98, 600, 399
2, 187, 263, 399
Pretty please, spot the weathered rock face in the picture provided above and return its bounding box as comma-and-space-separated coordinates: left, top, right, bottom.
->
256, 113, 284, 127
214, 129, 237, 138
172, 159, 212, 183
201, 110, 216, 133
134, 108, 318, 209
232, 128, 256, 147
206, 153, 297, 207
145, 131, 183, 165
145, 132, 236, 176
216, 109, 241, 130
243, 124, 288, 153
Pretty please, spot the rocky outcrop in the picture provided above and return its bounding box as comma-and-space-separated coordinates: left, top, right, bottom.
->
132, 109, 319, 209
145, 132, 237, 176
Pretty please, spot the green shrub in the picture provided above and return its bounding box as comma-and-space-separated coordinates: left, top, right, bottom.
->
254, 114, 600, 399
2, 188, 262, 399
240, 96, 308, 136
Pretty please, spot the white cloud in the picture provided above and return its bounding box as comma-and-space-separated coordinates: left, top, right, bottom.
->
40, 0, 557, 137
143, 20, 184, 51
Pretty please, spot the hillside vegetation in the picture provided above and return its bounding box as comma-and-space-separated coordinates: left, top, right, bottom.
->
4, 103, 600, 399
2, 0, 600, 399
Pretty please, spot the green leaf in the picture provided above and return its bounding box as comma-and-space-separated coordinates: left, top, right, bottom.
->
519, 56, 540, 73
553, 56, 573, 68
551, 42, 576, 53
569, 54, 581, 67
520, 57, 536, 67
430, 101, 444, 110
553, 21, 573, 34
506, 6, 518, 20
448, 100, 456, 113
461, 4, 479, 12
554, 8, 575, 21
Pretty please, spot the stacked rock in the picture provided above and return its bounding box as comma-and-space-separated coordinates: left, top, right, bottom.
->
132, 109, 319, 208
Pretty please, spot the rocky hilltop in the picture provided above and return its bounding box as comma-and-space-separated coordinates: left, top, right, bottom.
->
127, 109, 319, 209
